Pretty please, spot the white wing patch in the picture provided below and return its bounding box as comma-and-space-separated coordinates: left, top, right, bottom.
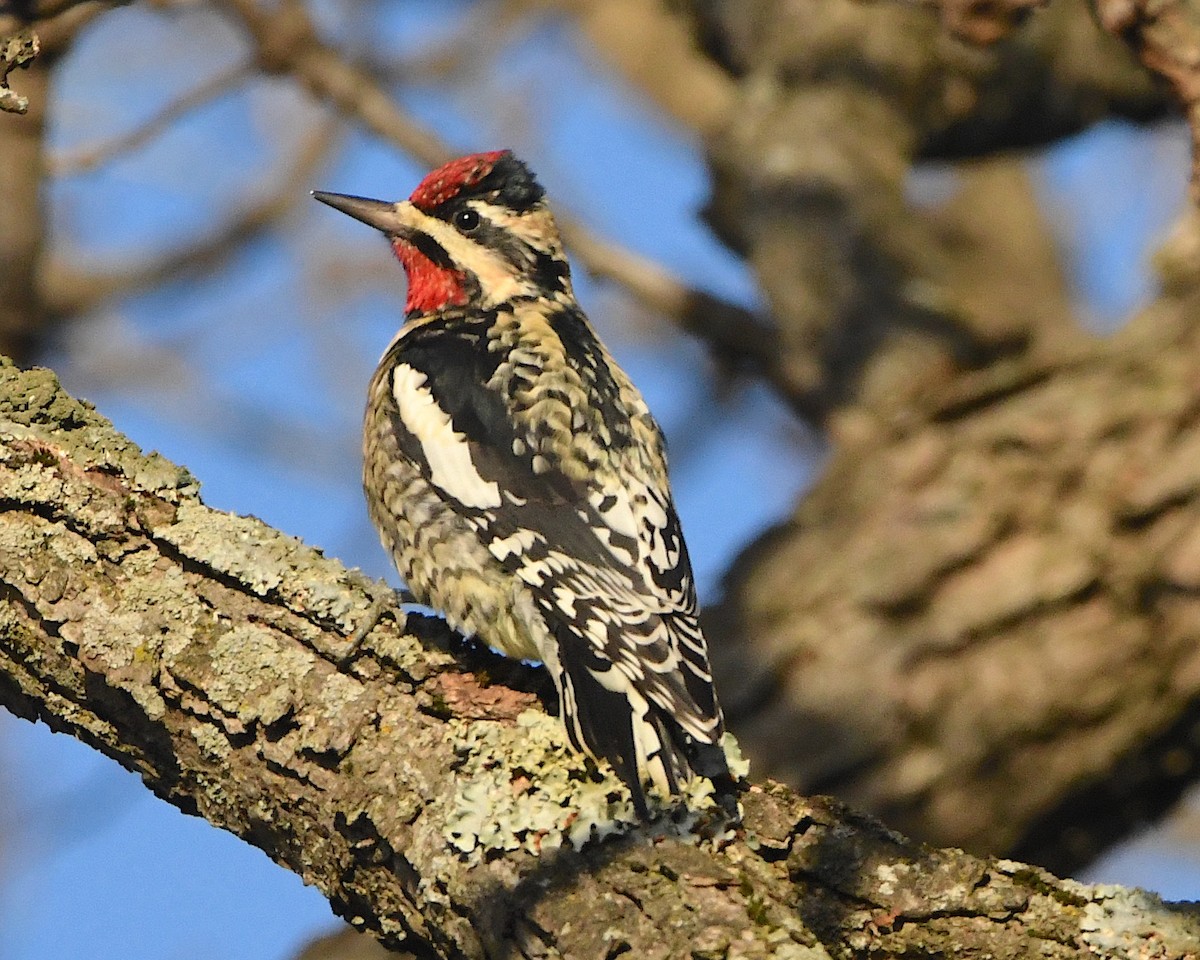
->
590, 486, 638, 539
489, 527, 543, 561
391, 362, 502, 509
638, 487, 681, 574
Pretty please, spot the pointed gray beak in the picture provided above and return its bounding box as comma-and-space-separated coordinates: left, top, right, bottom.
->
312, 191, 406, 234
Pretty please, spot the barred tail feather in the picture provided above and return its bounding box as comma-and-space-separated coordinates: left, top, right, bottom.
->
549, 625, 733, 817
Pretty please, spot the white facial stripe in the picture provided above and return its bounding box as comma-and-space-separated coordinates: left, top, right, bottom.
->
391, 362, 502, 509
485, 205, 562, 255
410, 205, 537, 306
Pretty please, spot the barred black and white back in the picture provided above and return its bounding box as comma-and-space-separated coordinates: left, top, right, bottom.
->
315, 151, 734, 816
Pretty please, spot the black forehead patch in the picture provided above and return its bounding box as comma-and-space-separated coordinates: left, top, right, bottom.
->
462, 153, 546, 213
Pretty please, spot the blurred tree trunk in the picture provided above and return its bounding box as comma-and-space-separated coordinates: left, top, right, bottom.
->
707, 250, 1200, 873
1, 3, 115, 360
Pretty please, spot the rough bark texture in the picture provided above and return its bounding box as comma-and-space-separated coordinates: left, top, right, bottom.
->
2, 358, 1198, 958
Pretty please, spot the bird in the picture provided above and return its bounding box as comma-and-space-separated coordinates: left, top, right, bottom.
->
313, 150, 735, 818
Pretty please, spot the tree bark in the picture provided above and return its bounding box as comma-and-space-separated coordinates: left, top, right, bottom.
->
1, 359, 1198, 958
0, 0, 120, 360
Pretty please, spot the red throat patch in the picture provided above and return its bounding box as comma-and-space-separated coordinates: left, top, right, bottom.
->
392, 238, 468, 314
409, 150, 509, 211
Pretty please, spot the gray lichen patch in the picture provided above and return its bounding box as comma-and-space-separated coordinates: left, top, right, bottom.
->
442, 709, 636, 861
1, 512, 184, 725
150, 501, 391, 643
74, 547, 190, 644
356, 623, 433, 679
170, 622, 317, 729
0, 436, 133, 537
1, 365, 99, 429
0, 512, 99, 613
723, 731, 751, 781
1077, 883, 1200, 956
439, 711, 746, 862
130, 454, 197, 498
295, 669, 374, 758
191, 721, 234, 762
0, 363, 195, 496
155, 502, 310, 596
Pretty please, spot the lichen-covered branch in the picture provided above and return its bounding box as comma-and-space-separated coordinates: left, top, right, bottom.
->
2, 358, 1196, 958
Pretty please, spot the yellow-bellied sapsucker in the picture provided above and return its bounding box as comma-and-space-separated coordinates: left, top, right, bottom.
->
314, 151, 734, 817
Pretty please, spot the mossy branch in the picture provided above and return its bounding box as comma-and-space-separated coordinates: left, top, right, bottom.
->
0, 355, 1196, 959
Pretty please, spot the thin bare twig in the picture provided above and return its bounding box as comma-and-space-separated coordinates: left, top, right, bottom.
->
358, 0, 543, 88
43, 114, 340, 316
0, 1, 123, 53
48, 60, 254, 176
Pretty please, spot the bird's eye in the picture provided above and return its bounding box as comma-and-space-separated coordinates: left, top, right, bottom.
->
454, 208, 481, 232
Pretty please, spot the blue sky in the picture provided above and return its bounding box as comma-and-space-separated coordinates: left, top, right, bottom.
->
0, 4, 1195, 959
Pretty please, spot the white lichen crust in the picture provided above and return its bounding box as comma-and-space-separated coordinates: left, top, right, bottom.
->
440, 710, 746, 862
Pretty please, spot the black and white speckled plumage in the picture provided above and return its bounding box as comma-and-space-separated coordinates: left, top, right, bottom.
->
317, 151, 732, 816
